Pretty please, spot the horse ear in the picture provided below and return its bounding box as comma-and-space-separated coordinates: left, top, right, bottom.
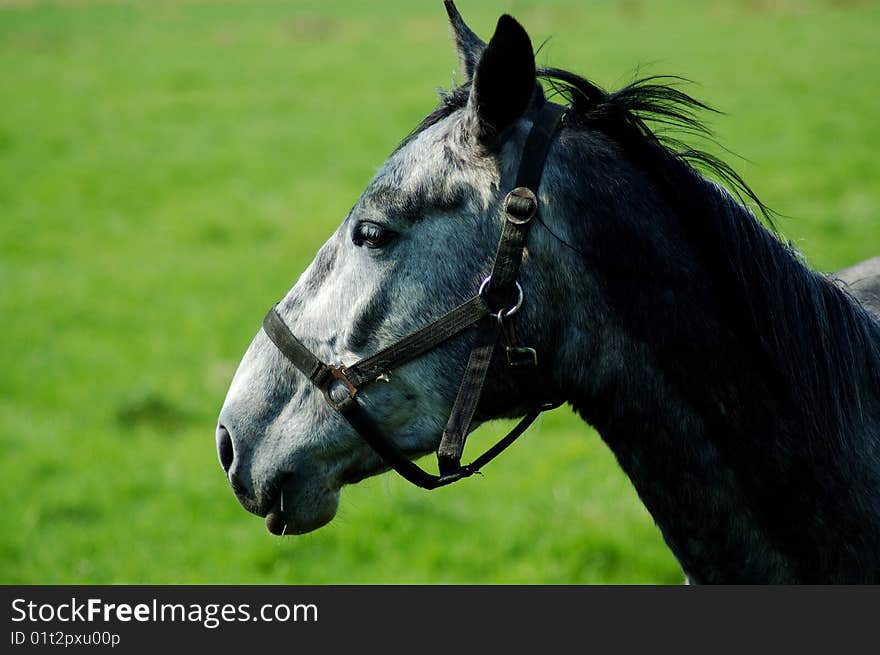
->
444, 1, 485, 82
466, 14, 537, 145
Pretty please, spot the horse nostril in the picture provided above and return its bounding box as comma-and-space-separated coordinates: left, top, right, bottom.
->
216, 424, 234, 473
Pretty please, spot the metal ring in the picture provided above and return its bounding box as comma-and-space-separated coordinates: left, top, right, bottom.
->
478, 276, 524, 318
503, 187, 537, 225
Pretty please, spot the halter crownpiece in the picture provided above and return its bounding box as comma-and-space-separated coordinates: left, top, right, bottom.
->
262, 101, 567, 489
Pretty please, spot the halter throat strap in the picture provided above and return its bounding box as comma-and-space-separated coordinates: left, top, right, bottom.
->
262, 101, 567, 489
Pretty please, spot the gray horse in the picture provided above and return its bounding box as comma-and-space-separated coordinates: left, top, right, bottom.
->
217, 2, 880, 583
834, 257, 880, 318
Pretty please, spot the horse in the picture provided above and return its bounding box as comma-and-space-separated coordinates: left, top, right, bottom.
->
216, 1, 880, 583
834, 257, 880, 319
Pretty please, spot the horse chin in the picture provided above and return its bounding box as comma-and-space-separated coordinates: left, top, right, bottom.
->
263, 479, 340, 536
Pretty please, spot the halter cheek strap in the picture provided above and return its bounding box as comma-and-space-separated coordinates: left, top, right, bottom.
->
262, 101, 567, 489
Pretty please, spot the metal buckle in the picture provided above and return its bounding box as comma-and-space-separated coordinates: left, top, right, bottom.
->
328, 365, 358, 396
323, 364, 359, 410
506, 346, 538, 367
496, 310, 538, 368
503, 187, 537, 225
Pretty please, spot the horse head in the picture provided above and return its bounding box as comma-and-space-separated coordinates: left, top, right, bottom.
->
217, 4, 575, 535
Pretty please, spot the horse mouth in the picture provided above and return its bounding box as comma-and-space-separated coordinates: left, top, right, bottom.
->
265, 499, 296, 536
262, 478, 340, 536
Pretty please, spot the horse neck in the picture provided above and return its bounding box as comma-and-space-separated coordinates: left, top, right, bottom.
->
549, 182, 880, 583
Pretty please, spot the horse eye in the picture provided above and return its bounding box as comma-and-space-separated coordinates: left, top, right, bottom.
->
353, 221, 394, 249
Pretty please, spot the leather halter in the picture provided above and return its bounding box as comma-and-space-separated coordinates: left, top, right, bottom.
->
262, 101, 567, 489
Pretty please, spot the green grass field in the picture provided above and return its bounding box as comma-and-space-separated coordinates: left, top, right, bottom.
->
1, 0, 877, 584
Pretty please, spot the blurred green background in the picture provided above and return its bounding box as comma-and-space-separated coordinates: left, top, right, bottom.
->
1, 0, 877, 584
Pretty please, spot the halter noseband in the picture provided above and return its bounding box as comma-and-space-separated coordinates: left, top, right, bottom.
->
262, 101, 567, 489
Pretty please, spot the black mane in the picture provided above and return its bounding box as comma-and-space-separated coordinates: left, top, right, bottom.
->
545, 71, 880, 445
540, 69, 772, 220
